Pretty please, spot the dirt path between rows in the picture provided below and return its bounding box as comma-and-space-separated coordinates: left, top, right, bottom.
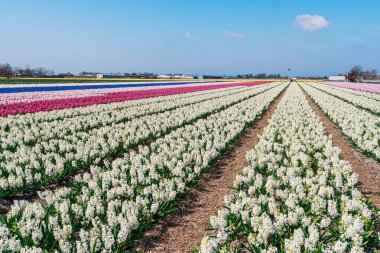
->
134, 85, 289, 253
300, 84, 380, 208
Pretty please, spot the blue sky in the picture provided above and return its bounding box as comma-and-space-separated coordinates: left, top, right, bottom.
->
1, 0, 379, 76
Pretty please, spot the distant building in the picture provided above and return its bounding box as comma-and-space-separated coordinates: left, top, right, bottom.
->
157, 74, 172, 79
79, 74, 97, 78
13, 71, 22, 77
79, 72, 98, 78
96, 73, 126, 79
173, 74, 193, 79
157, 74, 194, 79
328, 76, 346, 81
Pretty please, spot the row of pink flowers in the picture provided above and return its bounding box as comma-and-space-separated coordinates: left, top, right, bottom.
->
323, 81, 380, 94
0, 82, 230, 105
0, 88, 125, 105
0, 82, 269, 117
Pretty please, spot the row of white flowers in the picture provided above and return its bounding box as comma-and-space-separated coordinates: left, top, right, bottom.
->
301, 83, 380, 161
325, 83, 380, 102
1, 86, 250, 143
0, 83, 282, 196
200, 83, 379, 253
308, 83, 380, 114
1, 86, 257, 153
0, 83, 287, 252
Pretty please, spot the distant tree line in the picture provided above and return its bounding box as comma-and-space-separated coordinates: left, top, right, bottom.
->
78, 71, 159, 78
0, 64, 12, 78
349, 65, 378, 79
0, 63, 73, 78
123, 73, 157, 78
236, 73, 282, 79
3, 62, 378, 80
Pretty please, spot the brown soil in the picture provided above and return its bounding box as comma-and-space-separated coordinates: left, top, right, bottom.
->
300, 84, 380, 208
134, 85, 289, 253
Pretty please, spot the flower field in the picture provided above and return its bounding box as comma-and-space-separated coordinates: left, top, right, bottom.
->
301, 83, 380, 161
324, 81, 380, 95
0, 82, 280, 197
0, 82, 270, 116
0, 81, 379, 252
200, 84, 379, 253
306, 83, 380, 114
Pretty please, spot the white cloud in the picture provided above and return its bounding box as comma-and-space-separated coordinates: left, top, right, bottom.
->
295, 14, 330, 31
185, 32, 193, 40
223, 30, 246, 39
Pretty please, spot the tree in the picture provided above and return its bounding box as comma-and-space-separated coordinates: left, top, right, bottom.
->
363, 69, 378, 79
363, 70, 371, 78
0, 64, 13, 78
24, 67, 33, 77
350, 65, 363, 76
0, 65, 5, 77
255, 73, 267, 79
